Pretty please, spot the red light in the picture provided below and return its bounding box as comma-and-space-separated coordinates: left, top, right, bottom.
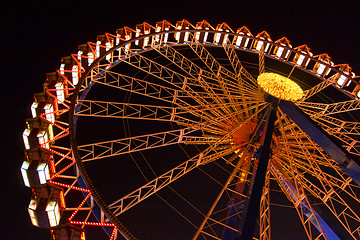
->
49, 180, 91, 193
109, 227, 117, 240
68, 193, 92, 221
45, 86, 74, 108
47, 148, 75, 161
49, 161, 75, 180
69, 221, 115, 227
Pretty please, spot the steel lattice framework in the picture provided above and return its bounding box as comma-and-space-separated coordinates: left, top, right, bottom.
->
21, 19, 360, 240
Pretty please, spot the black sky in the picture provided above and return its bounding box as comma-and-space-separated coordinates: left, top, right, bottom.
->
2, 0, 360, 239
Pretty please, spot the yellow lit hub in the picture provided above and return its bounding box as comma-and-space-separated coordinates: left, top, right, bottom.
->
257, 72, 303, 101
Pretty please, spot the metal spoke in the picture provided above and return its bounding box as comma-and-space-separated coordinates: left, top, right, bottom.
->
152, 44, 241, 118
270, 162, 329, 240
185, 34, 241, 84
258, 43, 265, 76
223, 38, 259, 88
75, 99, 268, 135
276, 109, 360, 239
78, 128, 216, 162
109, 145, 236, 216
296, 99, 360, 116
192, 149, 250, 240
193, 108, 270, 239
311, 115, 360, 135
111, 51, 257, 120
108, 104, 267, 217
301, 74, 339, 101
152, 44, 245, 93
274, 111, 332, 239
222, 37, 262, 120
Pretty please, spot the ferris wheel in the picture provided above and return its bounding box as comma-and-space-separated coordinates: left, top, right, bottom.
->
21, 19, 360, 240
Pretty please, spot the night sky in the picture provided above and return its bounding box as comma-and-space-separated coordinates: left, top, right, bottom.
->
2, 1, 360, 239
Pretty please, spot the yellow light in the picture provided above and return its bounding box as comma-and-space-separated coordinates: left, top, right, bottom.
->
257, 72, 303, 101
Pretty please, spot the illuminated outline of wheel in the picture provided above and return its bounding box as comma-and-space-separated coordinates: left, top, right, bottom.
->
22, 19, 360, 240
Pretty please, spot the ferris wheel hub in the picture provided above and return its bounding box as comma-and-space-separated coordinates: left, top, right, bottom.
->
257, 72, 303, 101
231, 121, 256, 148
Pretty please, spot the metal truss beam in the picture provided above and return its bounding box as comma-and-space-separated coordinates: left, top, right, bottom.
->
279, 100, 360, 186
74, 99, 268, 135
78, 128, 211, 162
301, 74, 338, 101
275, 109, 360, 239
109, 145, 236, 217
108, 106, 266, 218
152, 44, 245, 93
193, 148, 250, 240
312, 115, 360, 136
185, 34, 242, 83
258, 43, 265, 76
270, 163, 341, 240
111, 51, 253, 119
91, 68, 261, 126
153, 44, 241, 118
222, 38, 259, 87
296, 99, 360, 116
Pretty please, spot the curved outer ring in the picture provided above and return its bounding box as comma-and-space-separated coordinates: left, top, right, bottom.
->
68, 28, 360, 239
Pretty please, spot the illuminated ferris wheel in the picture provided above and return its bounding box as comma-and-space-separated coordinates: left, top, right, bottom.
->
21, 19, 360, 240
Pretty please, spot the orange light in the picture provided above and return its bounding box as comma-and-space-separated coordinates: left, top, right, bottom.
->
257, 73, 303, 101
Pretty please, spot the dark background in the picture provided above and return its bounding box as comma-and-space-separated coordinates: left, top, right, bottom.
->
2, 0, 360, 239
